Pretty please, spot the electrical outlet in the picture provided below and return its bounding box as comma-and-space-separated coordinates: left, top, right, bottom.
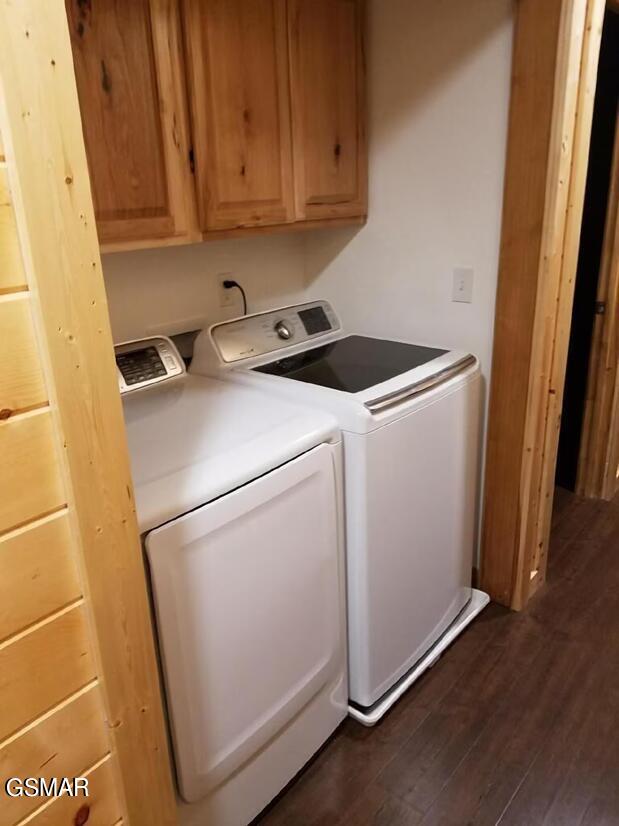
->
218, 273, 236, 309
452, 267, 474, 303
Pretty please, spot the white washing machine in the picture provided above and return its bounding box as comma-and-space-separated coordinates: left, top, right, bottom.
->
191, 300, 489, 726
116, 336, 348, 825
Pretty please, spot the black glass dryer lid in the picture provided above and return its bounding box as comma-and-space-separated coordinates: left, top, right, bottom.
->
254, 335, 448, 393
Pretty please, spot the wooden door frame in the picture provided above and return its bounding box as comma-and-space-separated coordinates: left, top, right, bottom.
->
577, 106, 619, 500
0, 2, 177, 823
481, 0, 606, 610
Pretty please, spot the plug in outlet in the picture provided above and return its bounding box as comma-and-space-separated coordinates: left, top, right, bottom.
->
218, 273, 236, 309
452, 267, 474, 303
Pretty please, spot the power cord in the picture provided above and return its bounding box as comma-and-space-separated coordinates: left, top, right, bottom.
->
223, 279, 248, 315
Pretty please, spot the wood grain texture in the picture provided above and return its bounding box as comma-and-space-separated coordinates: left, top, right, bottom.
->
288, 0, 367, 220
0, 605, 95, 742
183, 0, 295, 230
0, 2, 177, 822
24, 756, 122, 826
578, 112, 619, 500
0, 510, 80, 642
0, 293, 47, 415
0, 409, 66, 533
511, 0, 593, 603
66, 0, 198, 245
527, 0, 606, 591
258, 489, 619, 826
0, 167, 26, 293
481, 0, 602, 608
203, 213, 367, 241
481, 0, 565, 607
0, 685, 108, 824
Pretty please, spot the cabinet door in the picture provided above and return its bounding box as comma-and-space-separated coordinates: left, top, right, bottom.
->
183, 0, 295, 231
289, 0, 367, 221
66, 0, 198, 249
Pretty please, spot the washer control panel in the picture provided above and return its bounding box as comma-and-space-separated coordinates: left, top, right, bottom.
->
115, 336, 185, 394
209, 300, 341, 365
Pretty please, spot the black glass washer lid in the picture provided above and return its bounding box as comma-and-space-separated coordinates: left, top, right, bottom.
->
254, 335, 448, 393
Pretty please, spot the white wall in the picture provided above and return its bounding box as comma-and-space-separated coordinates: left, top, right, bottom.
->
102, 233, 306, 343
303, 0, 513, 406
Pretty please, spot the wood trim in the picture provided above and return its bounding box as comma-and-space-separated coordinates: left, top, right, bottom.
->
526, 0, 606, 595
102, 214, 368, 252
0, 2, 177, 823
481, 0, 605, 609
577, 111, 619, 499
203, 213, 367, 241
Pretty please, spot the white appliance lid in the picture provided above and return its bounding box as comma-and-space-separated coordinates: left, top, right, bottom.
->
122, 374, 339, 533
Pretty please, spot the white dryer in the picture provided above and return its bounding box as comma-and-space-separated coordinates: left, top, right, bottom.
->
191, 301, 489, 726
116, 336, 347, 825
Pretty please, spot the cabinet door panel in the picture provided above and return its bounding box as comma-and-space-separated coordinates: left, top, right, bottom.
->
184, 0, 295, 231
67, 0, 197, 247
289, 0, 367, 220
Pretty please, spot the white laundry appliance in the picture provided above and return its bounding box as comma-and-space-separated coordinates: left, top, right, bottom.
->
191, 300, 489, 726
116, 335, 348, 826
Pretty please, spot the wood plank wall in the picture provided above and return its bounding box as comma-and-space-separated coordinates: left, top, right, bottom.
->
0, 2, 178, 823
0, 130, 123, 826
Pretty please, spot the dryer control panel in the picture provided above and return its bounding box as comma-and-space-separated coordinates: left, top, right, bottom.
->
115, 336, 185, 394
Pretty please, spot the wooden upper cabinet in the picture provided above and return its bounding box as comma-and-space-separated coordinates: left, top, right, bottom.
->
66, 0, 198, 249
289, 0, 367, 221
183, 0, 295, 232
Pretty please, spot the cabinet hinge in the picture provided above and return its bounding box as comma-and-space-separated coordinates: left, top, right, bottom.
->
188, 147, 195, 174
595, 301, 606, 316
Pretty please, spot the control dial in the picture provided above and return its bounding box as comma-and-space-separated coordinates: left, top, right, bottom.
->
274, 319, 293, 341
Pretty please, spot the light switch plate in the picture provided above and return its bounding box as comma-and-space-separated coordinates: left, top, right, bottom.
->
452, 267, 474, 303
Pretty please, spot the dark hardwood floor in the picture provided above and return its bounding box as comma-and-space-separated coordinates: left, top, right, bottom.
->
259, 488, 619, 826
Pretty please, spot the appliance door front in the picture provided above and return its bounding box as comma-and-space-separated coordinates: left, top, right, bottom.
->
346, 373, 481, 708
146, 444, 343, 804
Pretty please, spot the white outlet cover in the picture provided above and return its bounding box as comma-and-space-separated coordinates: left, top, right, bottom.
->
452, 267, 474, 303
218, 274, 236, 308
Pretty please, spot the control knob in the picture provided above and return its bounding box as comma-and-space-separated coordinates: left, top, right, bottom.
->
274, 320, 293, 341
